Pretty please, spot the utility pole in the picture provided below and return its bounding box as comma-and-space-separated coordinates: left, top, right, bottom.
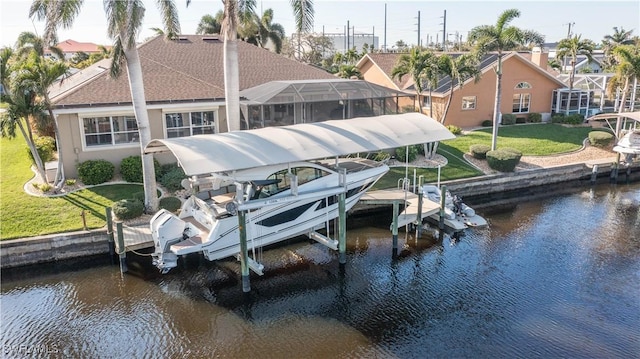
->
441, 10, 447, 51
562, 22, 575, 73
417, 11, 421, 47
347, 20, 350, 51
384, 3, 387, 51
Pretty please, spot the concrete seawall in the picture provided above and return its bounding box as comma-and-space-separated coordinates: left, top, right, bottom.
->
1, 230, 110, 269
2, 161, 638, 269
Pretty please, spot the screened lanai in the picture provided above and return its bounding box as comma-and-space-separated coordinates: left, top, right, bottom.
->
239, 79, 412, 129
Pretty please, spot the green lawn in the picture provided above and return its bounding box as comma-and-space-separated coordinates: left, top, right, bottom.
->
446, 124, 593, 156
0, 136, 142, 240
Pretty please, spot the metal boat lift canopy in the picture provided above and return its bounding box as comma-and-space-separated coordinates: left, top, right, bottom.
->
145, 113, 455, 176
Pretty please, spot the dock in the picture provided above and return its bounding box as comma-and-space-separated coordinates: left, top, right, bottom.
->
113, 223, 153, 253
113, 189, 439, 255
359, 189, 440, 227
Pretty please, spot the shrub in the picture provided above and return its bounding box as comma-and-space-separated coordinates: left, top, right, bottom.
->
551, 113, 584, 125
446, 125, 462, 135
515, 117, 527, 124
372, 151, 391, 162
159, 197, 182, 213
160, 166, 187, 192
32, 182, 53, 192
470, 144, 491, 159
501, 114, 517, 125
77, 159, 114, 185
120, 156, 161, 183
132, 191, 146, 202
112, 199, 144, 220
481, 120, 493, 127
588, 131, 614, 147
486, 149, 522, 172
65, 179, 76, 186
527, 113, 542, 123
27, 136, 56, 164
395, 145, 420, 163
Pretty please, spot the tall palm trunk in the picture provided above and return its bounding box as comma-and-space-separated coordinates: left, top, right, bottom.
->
565, 58, 576, 115
441, 82, 455, 125
123, 44, 159, 213
491, 53, 503, 151
18, 119, 48, 181
224, 36, 241, 131
43, 94, 65, 191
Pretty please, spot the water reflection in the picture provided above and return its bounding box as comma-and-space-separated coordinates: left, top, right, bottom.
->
2, 182, 639, 358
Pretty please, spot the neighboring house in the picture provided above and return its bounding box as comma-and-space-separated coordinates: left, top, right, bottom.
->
356, 50, 567, 127
48, 35, 408, 179
44, 39, 110, 61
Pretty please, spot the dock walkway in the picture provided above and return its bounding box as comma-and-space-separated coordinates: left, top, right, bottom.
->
360, 189, 440, 228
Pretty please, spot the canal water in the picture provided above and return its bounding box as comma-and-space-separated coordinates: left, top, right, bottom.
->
2, 182, 639, 358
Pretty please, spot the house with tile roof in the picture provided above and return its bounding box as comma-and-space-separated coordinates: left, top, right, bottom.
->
49, 35, 409, 179
356, 50, 568, 128
44, 39, 110, 61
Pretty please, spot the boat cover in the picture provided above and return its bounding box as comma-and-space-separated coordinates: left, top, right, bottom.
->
144, 113, 455, 176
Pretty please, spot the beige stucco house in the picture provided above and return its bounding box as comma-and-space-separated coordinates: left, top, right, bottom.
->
49, 35, 409, 179
356, 50, 567, 128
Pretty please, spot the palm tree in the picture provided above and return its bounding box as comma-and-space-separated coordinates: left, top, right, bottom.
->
611, 44, 640, 135
336, 64, 362, 79
252, 9, 286, 53
602, 27, 635, 71
32, 0, 181, 212
556, 35, 595, 115
391, 47, 436, 111
196, 11, 223, 35
1, 48, 49, 182
193, 0, 313, 132
438, 53, 481, 125
14, 32, 70, 190
467, 8, 544, 150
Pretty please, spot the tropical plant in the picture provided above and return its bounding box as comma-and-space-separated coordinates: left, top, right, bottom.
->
609, 44, 640, 137
196, 11, 224, 34
336, 64, 362, 79
602, 27, 634, 71
556, 34, 595, 115
31, 0, 181, 211
467, 8, 544, 150
193, 0, 314, 132
437, 53, 481, 125
12, 32, 70, 190
391, 47, 437, 111
245, 8, 286, 53
0, 49, 49, 182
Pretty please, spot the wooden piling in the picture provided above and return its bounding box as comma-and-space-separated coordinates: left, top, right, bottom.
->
439, 185, 447, 230
115, 221, 128, 273
392, 200, 399, 252
238, 210, 251, 293
416, 190, 423, 237
338, 192, 347, 265
105, 207, 115, 257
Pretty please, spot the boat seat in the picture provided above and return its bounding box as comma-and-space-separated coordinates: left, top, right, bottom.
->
211, 193, 234, 204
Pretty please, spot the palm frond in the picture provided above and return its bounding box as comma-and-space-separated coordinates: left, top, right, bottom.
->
290, 0, 314, 34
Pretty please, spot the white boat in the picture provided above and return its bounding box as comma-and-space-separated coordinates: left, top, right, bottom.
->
613, 129, 640, 162
144, 113, 456, 273
421, 184, 487, 231
150, 158, 387, 273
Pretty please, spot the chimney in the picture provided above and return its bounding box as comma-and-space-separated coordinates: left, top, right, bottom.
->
531, 46, 549, 69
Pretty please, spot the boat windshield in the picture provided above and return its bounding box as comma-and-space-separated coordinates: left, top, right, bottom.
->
257, 166, 329, 198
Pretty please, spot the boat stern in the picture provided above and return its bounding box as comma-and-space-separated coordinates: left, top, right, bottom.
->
150, 209, 186, 273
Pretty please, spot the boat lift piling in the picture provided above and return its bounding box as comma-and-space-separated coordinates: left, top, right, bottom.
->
115, 221, 128, 274
439, 185, 447, 231
238, 210, 251, 293
391, 200, 399, 253
105, 207, 115, 258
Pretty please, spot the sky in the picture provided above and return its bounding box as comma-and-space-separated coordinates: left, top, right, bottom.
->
1, 0, 639, 49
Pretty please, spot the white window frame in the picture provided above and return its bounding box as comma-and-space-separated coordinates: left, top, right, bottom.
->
515, 82, 532, 89
163, 110, 218, 138
512, 93, 531, 113
462, 96, 476, 110
80, 113, 140, 151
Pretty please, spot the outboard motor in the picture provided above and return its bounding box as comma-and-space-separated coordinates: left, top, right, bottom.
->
150, 209, 186, 273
